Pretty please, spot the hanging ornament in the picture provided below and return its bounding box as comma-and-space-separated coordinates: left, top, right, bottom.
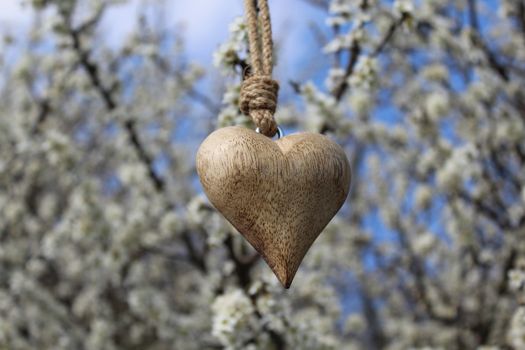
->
196, 0, 351, 288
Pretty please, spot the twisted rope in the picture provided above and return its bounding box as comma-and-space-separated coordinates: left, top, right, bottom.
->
240, 0, 279, 137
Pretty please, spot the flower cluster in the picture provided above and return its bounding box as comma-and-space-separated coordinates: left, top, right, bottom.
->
1, 0, 525, 349
211, 289, 258, 348
213, 17, 247, 74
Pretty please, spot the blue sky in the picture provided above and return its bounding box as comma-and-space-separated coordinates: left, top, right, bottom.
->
0, 0, 328, 91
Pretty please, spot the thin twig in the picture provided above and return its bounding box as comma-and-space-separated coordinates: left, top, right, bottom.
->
333, 42, 361, 102
150, 53, 220, 115
372, 15, 406, 57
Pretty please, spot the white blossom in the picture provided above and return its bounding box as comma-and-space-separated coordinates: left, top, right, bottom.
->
424, 91, 449, 120
394, 0, 415, 17
414, 185, 433, 210
213, 17, 246, 73
1, 1, 525, 349
211, 289, 258, 348
509, 269, 525, 292
348, 56, 378, 90
509, 307, 525, 348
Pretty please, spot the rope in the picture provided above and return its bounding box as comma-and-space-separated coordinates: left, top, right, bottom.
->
239, 0, 279, 137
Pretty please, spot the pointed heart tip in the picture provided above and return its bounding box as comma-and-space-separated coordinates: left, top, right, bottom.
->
275, 270, 294, 289
278, 277, 292, 289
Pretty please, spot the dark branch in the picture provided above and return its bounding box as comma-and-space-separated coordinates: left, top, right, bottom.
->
31, 98, 51, 135
151, 53, 220, 115
181, 231, 208, 272
69, 26, 165, 192
372, 15, 406, 57
64, 18, 211, 272
333, 42, 361, 102
224, 235, 258, 289
467, 0, 480, 31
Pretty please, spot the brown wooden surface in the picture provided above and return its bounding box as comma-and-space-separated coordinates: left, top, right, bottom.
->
196, 126, 351, 288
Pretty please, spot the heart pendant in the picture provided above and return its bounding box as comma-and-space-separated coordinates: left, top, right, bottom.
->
196, 126, 351, 288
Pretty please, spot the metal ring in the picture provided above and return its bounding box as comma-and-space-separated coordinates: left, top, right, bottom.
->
255, 126, 284, 139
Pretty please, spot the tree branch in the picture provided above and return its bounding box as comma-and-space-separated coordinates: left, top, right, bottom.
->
69, 26, 165, 192
64, 19, 212, 273
467, 0, 480, 31
151, 53, 220, 115
371, 15, 405, 57
224, 235, 258, 289
333, 42, 361, 102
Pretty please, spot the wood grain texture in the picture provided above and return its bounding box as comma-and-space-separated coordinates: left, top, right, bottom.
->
196, 126, 351, 288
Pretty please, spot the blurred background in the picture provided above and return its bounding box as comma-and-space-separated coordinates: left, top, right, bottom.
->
1, 0, 525, 349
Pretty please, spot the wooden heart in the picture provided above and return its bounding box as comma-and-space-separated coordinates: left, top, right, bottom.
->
196, 126, 351, 288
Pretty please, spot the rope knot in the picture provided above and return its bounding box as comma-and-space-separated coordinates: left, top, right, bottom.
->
240, 75, 279, 137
